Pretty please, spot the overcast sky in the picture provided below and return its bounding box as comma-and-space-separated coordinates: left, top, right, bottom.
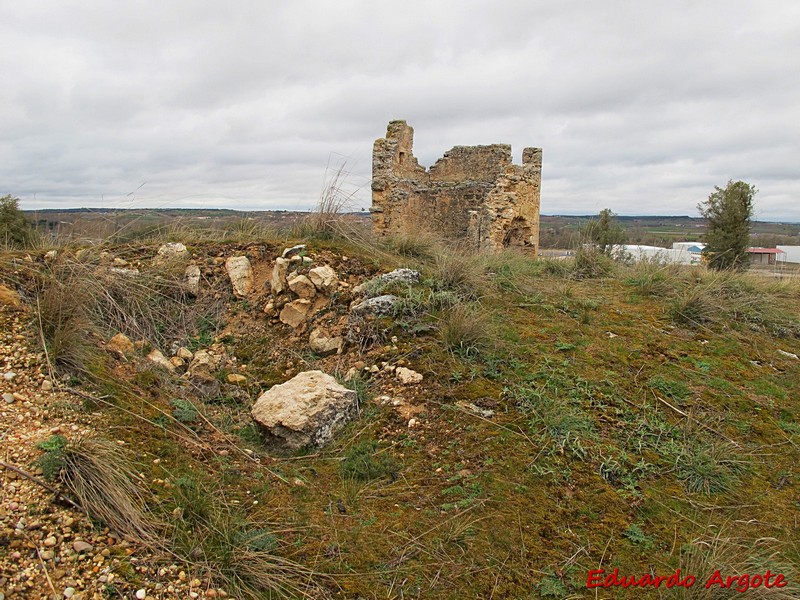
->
2, 1, 798, 220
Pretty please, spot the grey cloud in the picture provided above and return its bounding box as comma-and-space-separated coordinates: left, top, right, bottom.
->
1, 0, 798, 220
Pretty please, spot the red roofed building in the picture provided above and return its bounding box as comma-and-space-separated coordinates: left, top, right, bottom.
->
747, 247, 786, 266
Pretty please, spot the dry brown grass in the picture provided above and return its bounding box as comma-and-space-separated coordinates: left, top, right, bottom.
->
666, 529, 799, 599
57, 437, 160, 544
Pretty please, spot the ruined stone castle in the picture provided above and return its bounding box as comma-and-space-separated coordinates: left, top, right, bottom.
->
370, 120, 541, 253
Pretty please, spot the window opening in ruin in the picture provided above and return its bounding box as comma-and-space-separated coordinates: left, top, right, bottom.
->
398, 151, 405, 164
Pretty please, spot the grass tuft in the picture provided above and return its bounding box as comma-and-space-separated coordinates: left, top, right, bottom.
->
439, 303, 493, 357
40, 436, 160, 544
339, 440, 400, 482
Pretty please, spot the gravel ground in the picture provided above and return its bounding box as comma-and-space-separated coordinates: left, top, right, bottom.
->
0, 305, 223, 600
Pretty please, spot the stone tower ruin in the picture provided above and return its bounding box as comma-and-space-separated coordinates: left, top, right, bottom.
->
370, 120, 541, 253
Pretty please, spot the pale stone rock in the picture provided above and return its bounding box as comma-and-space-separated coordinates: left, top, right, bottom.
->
112, 257, 129, 267
308, 265, 339, 295
288, 274, 316, 299
41, 380, 53, 392
351, 295, 399, 316
72, 540, 93, 553
280, 299, 311, 328
156, 243, 188, 262
44, 250, 58, 262
147, 349, 176, 372
227, 373, 247, 384
396, 366, 423, 385
107, 333, 135, 356
354, 268, 419, 295
281, 244, 306, 258
271, 258, 290, 295
309, 329, 343, 356
225, 256, 253, 297
251, 370, 358, 450
184, 265, 201, 296
169, 356, 186, 369
188, 349, 218, 373
176, 347, 194, 360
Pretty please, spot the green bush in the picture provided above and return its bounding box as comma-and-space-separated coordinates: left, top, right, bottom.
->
0, 195, 36, 249
339, 440, 400, 482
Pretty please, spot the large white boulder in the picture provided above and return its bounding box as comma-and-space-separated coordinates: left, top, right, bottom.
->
251, 370, 358, 450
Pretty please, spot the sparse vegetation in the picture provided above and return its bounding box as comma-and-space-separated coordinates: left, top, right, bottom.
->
4, 212, 799, 598
38, 436, 158, 544
580, 207, 626, 256
0, 194, 37, 249
699, 180, 756, 271
339, 440, 400, 482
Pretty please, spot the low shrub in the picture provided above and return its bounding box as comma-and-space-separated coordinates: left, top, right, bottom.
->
339, 440, 400, 482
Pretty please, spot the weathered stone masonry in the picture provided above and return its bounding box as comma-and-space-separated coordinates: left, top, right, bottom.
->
371, 120, 541, 253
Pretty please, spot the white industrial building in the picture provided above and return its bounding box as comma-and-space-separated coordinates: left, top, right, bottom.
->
618, 242, 705, 265
777, 246, 800, 264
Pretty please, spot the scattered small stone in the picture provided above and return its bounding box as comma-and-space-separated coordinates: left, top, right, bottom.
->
396, 367, 423, 385
177, 347, 194, 360
136, 589, 147, 600
63, 587, 76, 598
41, 379, 54, 391
279, 299, 312, 328
72, 541, 93, 553
225, 256, 254, 297
226, 373, 247, 384
354, 268, 420, 295
308, 329, 344, 356
107, 333, 135, 356
184, 264, 201, 296
157, 242, 188, 259
271, 258, 290, 295
408, 418, 418, 428
288, 274, 316, 299
308, 265, 339, 295
777, 349, 799, 360
281, 244, 306, 258
350, 294, 399, 316
3, 393, 14, 404
3, 371, 16, 381
147, 349, 176, 372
